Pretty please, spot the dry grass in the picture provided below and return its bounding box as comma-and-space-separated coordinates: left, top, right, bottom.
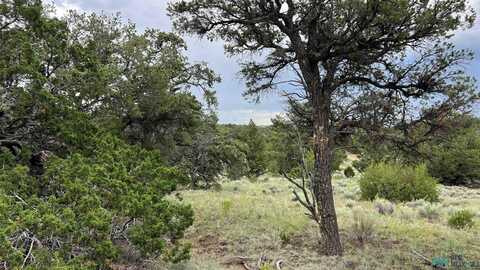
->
157, 170, 480, 270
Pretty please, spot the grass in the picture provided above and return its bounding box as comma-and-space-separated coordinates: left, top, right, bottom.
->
156, 166, 480, 269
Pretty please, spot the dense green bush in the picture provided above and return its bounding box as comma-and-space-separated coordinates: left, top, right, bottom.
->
448, 210, 475, 229
0, 135, 193, 269
359, 163, 439, 202
427, 129, 480, 186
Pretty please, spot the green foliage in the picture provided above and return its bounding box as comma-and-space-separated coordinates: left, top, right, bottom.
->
352, 116, 480, 187
60, 12, 220, 160
259, 265, 274, 270
181, 115, 225, 188
221, 200, 233, 215
268, 116, 307, 175
352, 158, 370, 173
242, 120, 267, 177
217, 122, 268, 180
0, 135, 193, 269
288, 149, 346, 179
448, 210, 475, 229
269, 115, 346, 177
350, 132, 401, 173
427, 129, 480, 186
279, 229, 292, 245
221, 138, 249, 180
359, 163, 439, 202
218, 119, 346, 180
332, 150, 347, 172
1, 2, 220, 174
344, 166, 355, 178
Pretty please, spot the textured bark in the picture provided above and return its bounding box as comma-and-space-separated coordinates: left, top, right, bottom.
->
300, 59, 343, 256
312, 93, 343, 256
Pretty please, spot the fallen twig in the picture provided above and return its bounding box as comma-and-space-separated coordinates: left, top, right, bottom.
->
21, 239, 34, 269
224, 255, 286, 270
275, 259, 284, 270
411, 250, 447, 269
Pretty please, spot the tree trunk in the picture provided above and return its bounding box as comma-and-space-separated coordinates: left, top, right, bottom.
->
312, 90, 343, 256
298, 56, 343, 255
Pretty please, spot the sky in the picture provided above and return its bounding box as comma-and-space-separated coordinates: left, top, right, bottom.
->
52, 0, 480, 125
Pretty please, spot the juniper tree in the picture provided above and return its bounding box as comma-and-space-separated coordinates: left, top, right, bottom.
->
168, 0, 478, 255
242, 120, 268, 177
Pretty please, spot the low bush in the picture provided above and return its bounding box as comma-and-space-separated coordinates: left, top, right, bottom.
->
359, 162, 439, 202
418, 203, 441, 221
374, 199, 394, 215
351, 210, 375, 246
0, 135, 193, 269
448, 210, 475, 229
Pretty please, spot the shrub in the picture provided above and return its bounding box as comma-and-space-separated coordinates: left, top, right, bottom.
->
418, 203, 441, 221
359, 163, 439, 202
344, 166, 355, 178
427, 130, 480, 186
448, 210, 475, 229
0, 135, 193, 269
351, 210, 375, 246
374, 199, 394, 215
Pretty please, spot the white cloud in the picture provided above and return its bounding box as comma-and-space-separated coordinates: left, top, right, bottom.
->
219, 110, 284, 125
452, 0, 480, 47
51, 0, 82, 17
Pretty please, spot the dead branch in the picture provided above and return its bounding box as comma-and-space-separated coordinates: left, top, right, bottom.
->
411, 250, 447, 269
21, 238, 34, 269
275, 259, 284, 270
224, 255, 285, 270
242, 262, 253, 270
281, 123, 321, 224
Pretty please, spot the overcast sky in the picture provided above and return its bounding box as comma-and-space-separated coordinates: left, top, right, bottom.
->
52, 0, 480, 125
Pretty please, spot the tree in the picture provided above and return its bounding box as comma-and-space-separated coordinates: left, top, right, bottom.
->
1, 2, 212, 267
168, 0, 478, 255
1, 0, 71, 155
1, 2, 222, 187
217, 125, 250, 180
242, 120, 267, 177
59, 12, 220, 161
427, 127, 480, 186
181, 114, 226, 188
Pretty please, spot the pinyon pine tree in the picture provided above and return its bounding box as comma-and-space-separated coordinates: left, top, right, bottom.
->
168, 0, 478, 255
